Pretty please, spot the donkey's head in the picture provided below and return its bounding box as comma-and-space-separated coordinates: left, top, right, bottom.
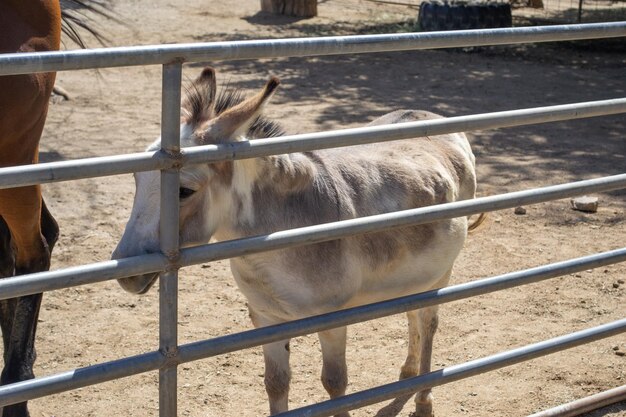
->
112, 67, 283, 294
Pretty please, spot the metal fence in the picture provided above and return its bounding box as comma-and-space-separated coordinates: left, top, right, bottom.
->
0, 22, 625, 417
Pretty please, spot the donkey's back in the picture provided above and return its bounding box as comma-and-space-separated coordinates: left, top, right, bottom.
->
231, 109, 477, 321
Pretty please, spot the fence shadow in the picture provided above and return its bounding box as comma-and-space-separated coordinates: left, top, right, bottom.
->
586, 399, 626, 416
373, 393, 413, 417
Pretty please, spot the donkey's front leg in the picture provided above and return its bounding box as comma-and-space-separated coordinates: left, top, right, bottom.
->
262, 338, 292, 414
318, 326, 349, 417
249, 309, 292, 415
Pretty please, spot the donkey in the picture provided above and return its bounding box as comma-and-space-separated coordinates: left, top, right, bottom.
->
112, 67, 479, 417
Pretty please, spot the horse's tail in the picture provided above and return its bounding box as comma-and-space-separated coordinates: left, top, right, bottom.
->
60, 0, 122, 48
468, 212, 487, 233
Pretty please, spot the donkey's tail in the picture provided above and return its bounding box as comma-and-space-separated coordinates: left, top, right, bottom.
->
468, 212, 487, 233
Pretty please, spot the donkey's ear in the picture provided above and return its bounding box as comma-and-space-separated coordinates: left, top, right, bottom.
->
201, 77, 280, 143
181, 67, 217, 125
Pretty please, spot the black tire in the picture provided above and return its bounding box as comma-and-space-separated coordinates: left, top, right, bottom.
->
418, 2, 512, 31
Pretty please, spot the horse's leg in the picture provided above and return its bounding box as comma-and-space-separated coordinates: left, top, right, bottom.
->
0, 187, 56, 417
249, 308, 292, 415
0, 198, 56, 339
0, 216, 17, 366
40, 199, 59, 253
0, 216, 15, 278
318, 326, 349, 417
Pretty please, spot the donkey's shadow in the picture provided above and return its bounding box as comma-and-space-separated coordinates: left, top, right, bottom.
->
374, 393, 414, 417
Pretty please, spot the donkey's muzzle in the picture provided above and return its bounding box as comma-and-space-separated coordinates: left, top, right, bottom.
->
117, 273, 159, 295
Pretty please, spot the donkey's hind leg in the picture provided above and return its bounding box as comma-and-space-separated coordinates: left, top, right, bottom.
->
400, 309, 421, 381
401, 307, 439, 417
319, 326, 349, 417
401, 269, 451, 417
412, 306, 439, 417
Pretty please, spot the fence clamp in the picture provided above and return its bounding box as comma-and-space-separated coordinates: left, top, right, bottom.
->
159, 345, 180, 368
158, 148, 184, 170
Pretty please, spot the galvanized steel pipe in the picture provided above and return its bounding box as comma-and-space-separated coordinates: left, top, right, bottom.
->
527, 384, 626, 417
0, 98, 625, 189
0, 23, 624, 75
177, 247, 626, 364
0, 174, 624, 300
274, 319, 626, 417
0, 254, 167, 301
158, 62, 183, 417
0, 248, 624, 407
179, 173, 626, 266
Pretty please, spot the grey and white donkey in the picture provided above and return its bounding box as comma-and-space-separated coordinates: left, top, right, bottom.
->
112, 67, 480, 417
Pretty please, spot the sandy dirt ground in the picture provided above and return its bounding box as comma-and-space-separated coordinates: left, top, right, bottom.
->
11, 0, 626, 416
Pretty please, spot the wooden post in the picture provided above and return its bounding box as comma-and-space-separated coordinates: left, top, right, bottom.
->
260, 0, 318, 17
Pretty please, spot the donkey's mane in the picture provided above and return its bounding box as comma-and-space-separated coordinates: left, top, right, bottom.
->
185, 81, 285, 140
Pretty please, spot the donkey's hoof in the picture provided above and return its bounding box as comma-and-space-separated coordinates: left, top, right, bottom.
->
412, 401, 433, 417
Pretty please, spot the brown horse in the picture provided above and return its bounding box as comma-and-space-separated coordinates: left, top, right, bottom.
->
0, 1, 111, 416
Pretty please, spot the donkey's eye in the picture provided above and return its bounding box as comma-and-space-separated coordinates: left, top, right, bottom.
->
179, 187, 196, 200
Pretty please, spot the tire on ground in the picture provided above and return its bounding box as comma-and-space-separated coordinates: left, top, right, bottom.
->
417, 2, 512, 31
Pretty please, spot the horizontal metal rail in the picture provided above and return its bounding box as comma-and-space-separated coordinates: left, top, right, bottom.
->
527, 384, 626, 417
275, 318, 626, 417
177, 247, 626, 364
1, 98, 625, 189
0, 174, 624, 301
180, 173, 626, 266
0, 22, 625, 75
0, 247, 624, 407
0, 253, 166, 301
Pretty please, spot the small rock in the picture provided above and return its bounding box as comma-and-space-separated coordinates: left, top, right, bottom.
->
514, 206, 527, 215
618, 279, 625, 284
613, 282, 620, 289
571, 196, 598, 213
616, 351, 625, 357
613, 346, 620, 351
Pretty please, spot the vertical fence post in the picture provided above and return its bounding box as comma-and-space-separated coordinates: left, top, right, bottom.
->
159, 62, 182, 417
